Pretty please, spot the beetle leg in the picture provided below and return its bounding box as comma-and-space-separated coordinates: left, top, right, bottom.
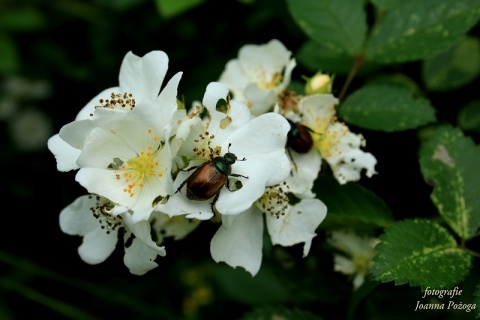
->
287, 146, 298, 173
181, 165, 198, 172
226, 174, 248, 192
210, 192, 220, 214
230, 173, 248, 179
175, 178, 188, 194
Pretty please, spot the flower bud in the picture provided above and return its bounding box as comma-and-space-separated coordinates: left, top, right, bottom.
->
304, 72, 333, 95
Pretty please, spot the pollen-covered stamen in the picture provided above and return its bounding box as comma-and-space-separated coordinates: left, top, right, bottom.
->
247, 65, 285, 90
118, 129, 166, 198
316, 123, 350, 158
95, 92, 136, 111
88, 194, 123, 234
277, 89, 302, 114
192, 131, 221, 160
304, 105, 350, 158
304, 105, 335, 134
255, 182, 290, 219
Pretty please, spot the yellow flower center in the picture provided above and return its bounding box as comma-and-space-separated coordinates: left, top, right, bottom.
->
246, 65, 284, 90
304, 105, 349, 158
118, 129, 165, 197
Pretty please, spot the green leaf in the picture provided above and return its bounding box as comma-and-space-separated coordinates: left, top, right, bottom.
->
241, 306, 322, 320
457, 99, 480, 134
212, 263, 287, 305
154, 0, 204, 18
94, 0, 147, 11
287, 0, 367, 55
296, 40, 379, 76
419, 125, 480, 240
422, 36, 480, 91
367, 73, 423, 97
296, 41, 355, 75
313, 175, 394, 230
339, 84, 436, 131
366, 0, 480, 63
0, 7, 46, 31
0, 34, 19, 74
371, 219, 473, 289
370, 0, 405, 10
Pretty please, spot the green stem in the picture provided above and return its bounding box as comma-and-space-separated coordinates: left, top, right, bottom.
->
337, 56, 363, 103
463, 247, 480, 258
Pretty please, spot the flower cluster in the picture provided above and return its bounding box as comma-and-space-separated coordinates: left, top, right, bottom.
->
49, 40, 377, 276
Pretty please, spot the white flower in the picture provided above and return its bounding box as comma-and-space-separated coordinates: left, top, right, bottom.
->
48, 50, 181, 172
328, 230, 379, 290
49, 51, 184, 222
299, 94, 377, 184
73, 106, 175, 222
210, 182, 327, 276
158, 82, 291, 220
219, 39, 296, 115
59, 195, 166, 275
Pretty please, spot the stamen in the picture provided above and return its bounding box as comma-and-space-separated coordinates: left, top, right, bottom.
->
256, 182, 289, 218
95, 92, 136, 111
88, 194, 123, 234
191, 131, 220, 160
117, 129, 166, 197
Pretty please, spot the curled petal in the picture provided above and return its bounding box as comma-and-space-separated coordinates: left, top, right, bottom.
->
48, 134, 80, 172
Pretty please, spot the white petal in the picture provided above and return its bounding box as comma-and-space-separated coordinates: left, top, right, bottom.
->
299, 94, 339, 126
156, 71, 182, 109
286, 149, 321, 197
78, 226, 118, 264
203, 82, 230, 110
333, 254, 356, 275
243, 84, 277, 115
210, 208, 264, 276
122, 213, 167, 257
266, 199, 327, 256
76, 167, 163, 222
123, 236, 160, 275
331, 148, 378, 185
59, 195, 99, 235
215, 151, 289, 215
353, 273, 366, 290
75, 87, 120, 121
206, 99, 252, 146
239, 39, 291, 75
224, 112, 289, 156
58, 119, 96, 150
280, 58, 297, 91
59, 195, 119, 264
218, 60, 248, 101
158, 192, 214, 220
119, 51, 169, 102
47, 134, 80, 172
